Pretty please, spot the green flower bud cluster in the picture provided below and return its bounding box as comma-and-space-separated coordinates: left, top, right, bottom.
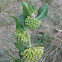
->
21, 47, 44, 62
14, 30, 31, 44
25, 18, 40, 29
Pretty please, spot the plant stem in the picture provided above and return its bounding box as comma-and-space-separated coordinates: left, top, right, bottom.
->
32, 43, 43, 46
28, 32, 31, 47
27, 30, 31, 47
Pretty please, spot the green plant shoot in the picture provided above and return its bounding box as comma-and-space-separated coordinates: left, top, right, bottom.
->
11, 1, 48, 62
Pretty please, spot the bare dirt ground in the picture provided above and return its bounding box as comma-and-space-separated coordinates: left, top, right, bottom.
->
0, 0, 62, 62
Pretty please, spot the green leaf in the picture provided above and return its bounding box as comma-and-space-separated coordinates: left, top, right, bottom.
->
14, 42, 24, 49
14, 59, 23, 62
38, 33, 47, 44
17, 14, 27, 31
32, 33, 47, 46
36, 4, 48, 20
19, 46, 28, 59
31, 5, 36, 13
12, 16, 18, 23
22, 2, 35, 16
12, 14, 27, 31
18, 14, 27, 26
16, 23, 25, 31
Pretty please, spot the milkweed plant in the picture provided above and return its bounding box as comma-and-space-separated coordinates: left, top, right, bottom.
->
11, 2, 48, 62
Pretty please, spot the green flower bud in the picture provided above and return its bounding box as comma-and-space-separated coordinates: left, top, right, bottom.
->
14, 30, 31, 44
21, 47, 44, 62
25, 18, 40, 29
